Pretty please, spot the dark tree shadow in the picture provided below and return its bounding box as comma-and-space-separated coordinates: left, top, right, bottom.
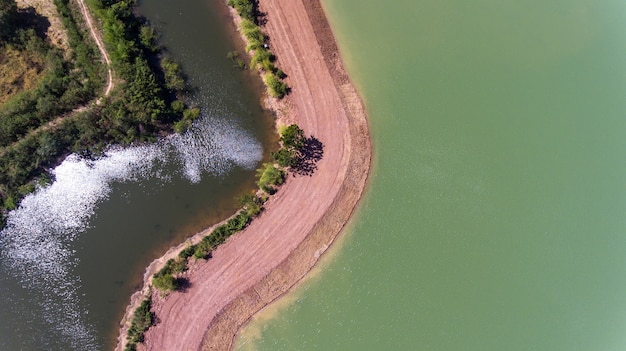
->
16, 7, 50, 40
176, 277, 192, 293
256, 7, 268, 26
292, 136, 324, 177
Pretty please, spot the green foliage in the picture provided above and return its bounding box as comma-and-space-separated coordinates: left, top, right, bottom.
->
169, 258, 188, 273
236, 192, 264, 217
241, 19, 265, 52
125, 296, 153, 349
264, 72, 287, 98
173, 107, 200, 133
161, 57, 185, 91
0, 33, 97, 148
178, 244, 196, 260
256, 163, 284, 193
193, 238, 212, 259
227, 0, 257, 22
249, 48, 272, 71
280, 124, 305, 150
152, 272, 178, 292
3, 196, 16, 211
0, 0, 194, 228
190, 210, 254, 259
270, 124, 306, 170
227, 0, 288, 97
157, 258, 187, 276
271, 147, 297, 168
139, 25, 158, 52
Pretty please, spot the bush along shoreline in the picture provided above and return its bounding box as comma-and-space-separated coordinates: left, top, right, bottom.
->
123, 124, 310, 351
227, 0, 289, 98
0, 0, 197, 227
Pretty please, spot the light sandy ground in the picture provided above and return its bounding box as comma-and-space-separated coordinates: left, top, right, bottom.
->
115, 0, 371, 350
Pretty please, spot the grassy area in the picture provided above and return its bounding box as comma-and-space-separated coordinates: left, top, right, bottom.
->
0, 46, 46, 104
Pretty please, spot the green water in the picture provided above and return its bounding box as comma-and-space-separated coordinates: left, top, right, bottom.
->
235, 1, 626, 350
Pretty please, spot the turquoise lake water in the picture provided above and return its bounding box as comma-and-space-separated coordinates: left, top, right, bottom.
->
235, 1, 626, 350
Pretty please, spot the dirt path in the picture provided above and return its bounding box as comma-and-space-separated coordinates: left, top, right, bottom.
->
115, 0, 371, 350
75, 0, 113, 97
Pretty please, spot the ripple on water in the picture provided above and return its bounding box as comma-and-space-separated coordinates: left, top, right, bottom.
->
0, 113, 263, 350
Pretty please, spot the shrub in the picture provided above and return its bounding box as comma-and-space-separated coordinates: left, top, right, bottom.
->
256, 163, 284, 193
178, 244, 196, 260
161, 57, 185, 91
250, 48, 272, 70
193, 238, 212, 259
169, 258, 188, 273
280, 124, 305, 150
237, 192, 264, 217
173, 108, 200, 133
227, 0, 256, 22
241, 19, 264, 44
271, 147, 297, 168
152, 272, 178, 292
139, 25, 158, 52
125, 296, 153, 348
264, 72, 287, 98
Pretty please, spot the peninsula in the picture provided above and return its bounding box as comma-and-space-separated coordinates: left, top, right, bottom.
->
115, 0, 371, 350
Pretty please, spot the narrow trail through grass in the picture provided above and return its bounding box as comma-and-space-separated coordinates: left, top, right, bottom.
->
1, 0, 114, 154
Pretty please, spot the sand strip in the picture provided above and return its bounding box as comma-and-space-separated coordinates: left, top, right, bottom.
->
115, 0, 371, 349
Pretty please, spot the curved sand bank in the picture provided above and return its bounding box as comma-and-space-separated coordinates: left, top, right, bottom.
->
115, 0, 371, 349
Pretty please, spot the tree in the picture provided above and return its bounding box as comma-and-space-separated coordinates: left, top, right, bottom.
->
280, 124, 305, 150
271, 147, 297, 168
152, 272, 178, 291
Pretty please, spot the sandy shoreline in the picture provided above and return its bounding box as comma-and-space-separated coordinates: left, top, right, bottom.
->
115, 0, 371, 350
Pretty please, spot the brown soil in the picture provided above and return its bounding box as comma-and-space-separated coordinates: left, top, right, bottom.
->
115, 0, 371, 350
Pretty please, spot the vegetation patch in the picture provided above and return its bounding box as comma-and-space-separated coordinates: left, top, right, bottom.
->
124, 295, 153, 351
271, 124, 305, 168
0, 0, 196, 226
0, 46, 45, 104
227, 50, 246, 69
227, 0, 289, 98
